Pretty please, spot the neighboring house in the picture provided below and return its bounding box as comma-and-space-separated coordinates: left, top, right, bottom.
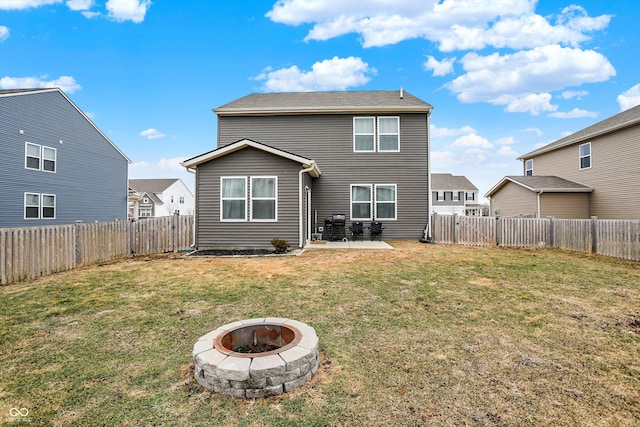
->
485, 176, 592, 218
486, 104, 640, 219
128, 178, 194, 218
431, 173, 484, 216
182, 90, 433, 249
0, 88, 130, 228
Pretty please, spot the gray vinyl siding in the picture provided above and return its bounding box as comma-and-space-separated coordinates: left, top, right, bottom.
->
195, 147, 303, 249
524, 124, 640, 219
218, 113, 430, 240
0, 91, 128, 227
540, 193, 590, 219
489, 182, 537, 217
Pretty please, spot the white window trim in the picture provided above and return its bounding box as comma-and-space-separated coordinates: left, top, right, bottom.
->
375, 184, 397, 221
25, 142, 41, 171
350, 184, 373, 220
25, 142, 56, 173
377, 116, 400, 152
353, 117, 376, 153
437, 191, 445, 202
466, 191, 475, 201
41, 193, 56, 219
452, 191, 459, 202
42, 146, 57, 173
220, 176, 248, 222
525, 159, 533, 176
579, 142, 592, 170
250, 176, 278, 222
24, 192, 40, 219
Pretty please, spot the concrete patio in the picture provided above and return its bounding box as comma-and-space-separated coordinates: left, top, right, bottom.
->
305, 240, 393, 250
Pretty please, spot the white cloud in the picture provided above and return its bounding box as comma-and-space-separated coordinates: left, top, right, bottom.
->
0, 0, 61, 9
266, 0, 611, 51
66, 0, 93, 10
496, 145, 518, 157
548, 108, 598, 119
430, 124, 476, 138
140, 128, 166, 140
430, 150, 456, 164
617, 84, 640, 111
254, 56, 376, 92
495, 136, 515, 146
451, 133, 493, 149
0, 26, 9, 41
0, 75, 81, 93
106, 0, 151, 23
446, 45, 615, 111
560, 90, 588, 100
424, 55, 455, 77
524, 127, 543, 137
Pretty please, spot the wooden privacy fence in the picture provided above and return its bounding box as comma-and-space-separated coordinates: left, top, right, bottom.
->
431, 214, 640, 261
1, 214, 194, 284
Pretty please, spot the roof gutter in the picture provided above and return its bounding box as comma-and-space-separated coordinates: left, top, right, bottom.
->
215, 106, 433, 116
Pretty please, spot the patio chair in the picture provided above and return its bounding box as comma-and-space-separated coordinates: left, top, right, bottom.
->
349, 221, 364, 241
369, 221, 384, 241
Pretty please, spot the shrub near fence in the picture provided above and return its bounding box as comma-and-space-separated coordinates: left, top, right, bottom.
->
431, 214, 640, 261
0, 215, 194, 285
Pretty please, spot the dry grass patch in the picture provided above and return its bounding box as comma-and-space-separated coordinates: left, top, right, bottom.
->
1, 242, 639, 426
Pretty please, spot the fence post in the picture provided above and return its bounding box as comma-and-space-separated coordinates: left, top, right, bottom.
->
591, 216, 598, 254
172, 211, 179, 252
548, 217, 555, 248
452, 214, 458, 244
496, 217, 502, 246
129, 218, 136, 255
431, 213, 437, 242
74, 220, 82, 267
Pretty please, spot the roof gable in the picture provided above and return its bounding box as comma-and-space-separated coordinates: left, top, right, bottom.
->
181, 139, 321, 177
485, 175, 593, 197
520, 104, 640, 159
214, 90, 432, 116
431, 173, 478, 191
0, 87, 131, 163
129, 178, 181, 194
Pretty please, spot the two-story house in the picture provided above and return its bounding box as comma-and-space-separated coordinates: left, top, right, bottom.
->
431, 173, 484, 216
182, 90, 433, 249
0, 88, 130, 228
128, 178, 194, 219
485, 104, 640, 219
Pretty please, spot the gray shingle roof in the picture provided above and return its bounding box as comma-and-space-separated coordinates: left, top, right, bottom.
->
0, 88, 53, 96
214, 90, 432, 115
519, 104, 640, 159
431, 173, 478, 191
129, 178, 180, 194
485, 175, 592, 197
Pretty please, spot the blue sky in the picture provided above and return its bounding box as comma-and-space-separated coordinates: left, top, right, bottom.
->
2, 0, 639, 200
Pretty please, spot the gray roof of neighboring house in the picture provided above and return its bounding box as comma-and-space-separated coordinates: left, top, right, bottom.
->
485, 175, 593, 197
431, 173, 478, 191
129, 178, 180, 194
519, 104, 640, 159
0, 88, 52, 96
214, 90, 432, 115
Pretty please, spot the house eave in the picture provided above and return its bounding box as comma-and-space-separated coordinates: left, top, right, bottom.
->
214, 106, 433, 116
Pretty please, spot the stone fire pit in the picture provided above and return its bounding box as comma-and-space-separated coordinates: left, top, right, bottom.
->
193, 318, 319, 398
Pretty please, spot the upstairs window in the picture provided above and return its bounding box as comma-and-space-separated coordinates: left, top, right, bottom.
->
351, 184, 372, 220
353, 117, 375, 152
525, 159, 533, 176
378, 117, 399, 152
25, 142, 56, 172
452, 191, 459, 201
579, 142, 591, 169
251, 177, 277, 221
179, 196, 184, 204
466, 192, 475, 201
437, 191, 445, 201
353, 116, 400, 152
221, 177, 247, 221
25, 143, 41, 170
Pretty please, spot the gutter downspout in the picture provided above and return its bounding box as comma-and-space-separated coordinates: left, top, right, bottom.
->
426, 109, 433, 238
299, 163, 316, 248
185, 167, 197, 248
537, 190, 543, 218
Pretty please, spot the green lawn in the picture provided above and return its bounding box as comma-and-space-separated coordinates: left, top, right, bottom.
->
1, 242, 639, 426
